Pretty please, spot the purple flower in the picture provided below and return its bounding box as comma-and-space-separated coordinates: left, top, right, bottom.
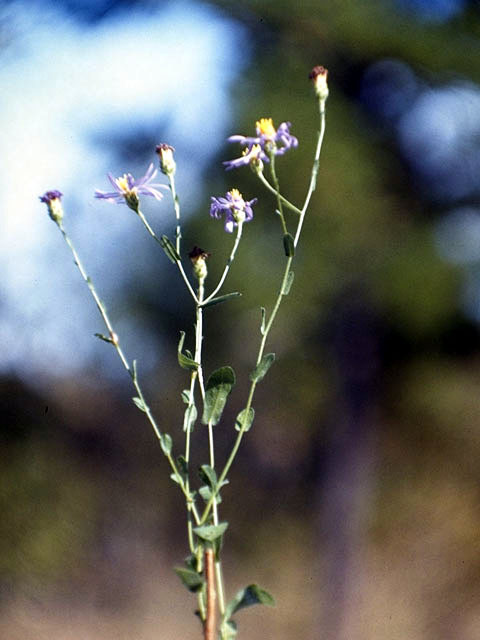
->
95, 163, 167, 212
210, 189, 257, 233
39, 190, 64, 223
224, 118, 298, 170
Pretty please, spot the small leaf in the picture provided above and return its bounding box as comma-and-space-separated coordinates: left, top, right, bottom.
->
178, 331, 199, 371
224, 585, 275, 621
193, 522, 228, 542
183, 403, 197, 432
160, 234, 180, 263
220, 620, 238, 640
177, 455, 188, 482
94, 332, 112, 343
199, 485, 222, 505
174, 567, 204, 592
281, 270, 294, 296
181, 389, 191, 404
260, 307, 266, 335
249, 353, 275, 383
201, 366, 236, 426
201, 292, 242, 309
198, 464, 217, 488
235, 407, 255, 432
283, 232, 295, 257
132, 396, 147, 413
170, 472, 181, 485
160, 433, 172, 456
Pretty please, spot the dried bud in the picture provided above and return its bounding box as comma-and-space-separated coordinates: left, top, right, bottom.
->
189, 246, 210, 281
309, 66, 329, 102
155, 143, 176, 176
39, 190, 64, 224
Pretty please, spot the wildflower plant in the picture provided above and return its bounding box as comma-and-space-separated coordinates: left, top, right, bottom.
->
40, 66, 329, 640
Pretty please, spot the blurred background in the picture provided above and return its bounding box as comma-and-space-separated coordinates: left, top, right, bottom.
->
1, 0, 480, 638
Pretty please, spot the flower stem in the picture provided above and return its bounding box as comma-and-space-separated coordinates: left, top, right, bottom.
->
203, 222, 243, 304
256, 171, 302, 215
136, 208, 199, 303
200, 100, 327, 524
168, 173, 182, 255
268, 153, 288, 235
294, 99, 326, 247
56, 222, 200, 524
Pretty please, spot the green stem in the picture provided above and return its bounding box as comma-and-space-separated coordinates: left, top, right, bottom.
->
257, 170, 302, 216
294, 99, 326, 247
136, 208, 198, 303
57, 222, 201, 525
203, 222, 243, 305
268, 153, 288, 235
200, 99, 327, 524
168, 173, 182, 255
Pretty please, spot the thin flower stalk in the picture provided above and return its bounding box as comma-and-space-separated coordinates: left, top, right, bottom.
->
200, 97, 327, 525
203, 222, 244, 305
52, 220, 201, 524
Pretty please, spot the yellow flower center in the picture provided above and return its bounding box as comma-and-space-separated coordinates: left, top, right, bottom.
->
115, 175, 133, 194
256, 118, 276, 138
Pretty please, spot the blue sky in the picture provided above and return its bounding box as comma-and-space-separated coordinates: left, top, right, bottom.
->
0, 0, 249, 383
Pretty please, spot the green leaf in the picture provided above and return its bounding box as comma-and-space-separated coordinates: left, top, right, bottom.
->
198, 485, 222, 505
283, 232, 295, 257
160, 433, 172, 456
201, 366, 236, 425
132, 396, 147, 413
177, 455, 188, 482
281, 270, 294, 296
235, 407, 255, 432
170, 472, 181, 485
198, 464, 217, 488
260, 307, 266, 335
224, 585, 275, 621
183, 403, 197, 433
181, 389, 191, 404
178, 331, 199, 371
220, 620, 238, 639
193, 522, 228, 542
249, 353, 275, 383
94, 332, 112, 343
201, 292, 242, 309
174, 567, 205, 592
160, 234, 180, 263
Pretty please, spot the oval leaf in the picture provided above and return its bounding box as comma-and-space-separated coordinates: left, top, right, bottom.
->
199, 464, 217, 488
281, 270, 294, 296
193, 522, 228, 542
202, 366, 236, 425
224, 584, 275, 621
183, 403, 197, 433
249, 353, 275, 383
174, 567, 205, 592
132, 396, 147, 413
160, 433, 172, 456
235, 407, 255, 432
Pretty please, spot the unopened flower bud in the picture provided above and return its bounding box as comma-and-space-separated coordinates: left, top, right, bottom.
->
309, 66, 329, 102
155, 143, 176, 176
39, 190, 64, 224
189, 246, 210, 281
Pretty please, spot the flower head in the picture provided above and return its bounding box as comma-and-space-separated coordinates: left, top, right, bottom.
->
309, 66, 329, 102
189, 246, 211, 281
39, 190, 64, 224
95, 163, 167, 212
155, 143, 176, 177
210, 188, 257, 233
224, 118, 298, 170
